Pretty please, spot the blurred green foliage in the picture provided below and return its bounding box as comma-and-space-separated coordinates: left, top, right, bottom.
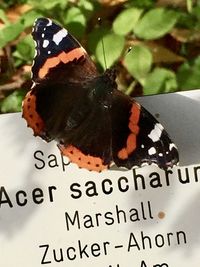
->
0, 0, 200, 113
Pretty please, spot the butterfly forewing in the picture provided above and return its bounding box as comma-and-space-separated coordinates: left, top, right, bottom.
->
32, 17, 98, 83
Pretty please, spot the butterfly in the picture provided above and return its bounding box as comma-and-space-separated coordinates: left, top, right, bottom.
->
22, 18, 179, 172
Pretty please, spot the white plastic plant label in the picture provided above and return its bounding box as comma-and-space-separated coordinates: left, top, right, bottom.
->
1, 90, 200, 267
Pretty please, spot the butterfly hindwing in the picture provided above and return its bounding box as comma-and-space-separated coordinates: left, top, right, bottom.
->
27, 75, 113, 172
59, 103, 113, 172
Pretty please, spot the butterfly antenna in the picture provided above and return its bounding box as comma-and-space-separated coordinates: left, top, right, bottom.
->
126, 46, 132, 55
98, 17, 107, 70
101, 37, 107, 70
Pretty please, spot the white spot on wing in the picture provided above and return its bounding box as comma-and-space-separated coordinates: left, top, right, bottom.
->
47, 19, 52, 26
169, 143, 177, 151
33, 41, 38, 57
31, 82, 36, 89
43, 40, 49, 48
53, 29, 68, 45
148, 123, 164, 142
33, 19, 37, 26
141, 162, 149, 167
148, 147, 156, 155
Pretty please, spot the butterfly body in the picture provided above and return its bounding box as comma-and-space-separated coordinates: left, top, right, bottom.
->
22, 18, 179, 172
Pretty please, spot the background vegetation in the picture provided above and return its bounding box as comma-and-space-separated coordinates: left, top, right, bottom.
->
0, 0, 200, 113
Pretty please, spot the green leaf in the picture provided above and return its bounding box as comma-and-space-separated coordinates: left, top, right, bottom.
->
14, 35, 35, 64
20, 10, 43, 28
30, 0, 67, 10
143, 67, 177, 95
186, 0, 193, 13
134, 8, 179, 40
129, 0, 154, 8
124, 45, 152, 85
113, 7, 143, 36
0, 90, 26, 113
64, 7, 86, 25
95, 32, 125, 69
0, 9, 10, 24
78, 0, 94, 18
177, 56, 200, 90
63, 7, 86, 37
88, 27, 110, 54
67, 22, 86, 38
0, 22, 24, 48
177, 11, 196, 29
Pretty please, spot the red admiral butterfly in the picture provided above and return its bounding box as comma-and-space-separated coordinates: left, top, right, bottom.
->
22, 18, 179, 172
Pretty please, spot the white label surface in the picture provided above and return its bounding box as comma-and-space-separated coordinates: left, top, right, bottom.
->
1, 90, 200, 267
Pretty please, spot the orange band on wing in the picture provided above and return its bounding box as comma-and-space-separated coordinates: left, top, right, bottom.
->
38, 47, 85, 79
117, 103, 141, 160
118, 148, 128, 160
22, 91, 45, 136
59, 144, 108, 172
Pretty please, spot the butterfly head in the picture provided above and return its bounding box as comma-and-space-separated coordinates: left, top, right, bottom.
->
88, 68, 117, 107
